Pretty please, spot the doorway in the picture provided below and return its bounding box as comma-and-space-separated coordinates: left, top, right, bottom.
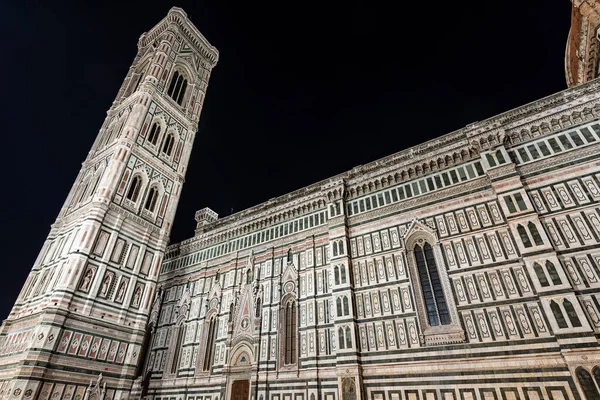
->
231, 379, 250, 400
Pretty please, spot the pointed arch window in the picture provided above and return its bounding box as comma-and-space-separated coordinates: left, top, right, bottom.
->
170, 325, 185, 374
337, 297, 343, 317
229, 303, 234, 323
144, 187, 159, 212
343, 296, 350, 316
345, 327, 352, 349
546, 261, 562, 285
338, 327, 345, 350
414, 242, 450, 326
203, 317, 217, 372
551, 300, 568, 329
147, 123, 161, 146
126, 176, 142, 202
167, 71, 188, 106
284, 300, 297, 365
334, 266, 340, 285
563, 299, 582, 327
576, 367, 600, 400
333, 242, 338, 257
517, 225, 532, 248
528, 222, 544, 246
534, 263, 549, 287
255, 298, 262, 318
340, 265, 347, 284
162, 134, 175, 156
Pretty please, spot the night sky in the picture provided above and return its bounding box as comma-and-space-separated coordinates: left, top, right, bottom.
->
0, 1, 572, 319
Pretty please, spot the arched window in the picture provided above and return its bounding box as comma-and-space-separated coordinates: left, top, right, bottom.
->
284, 300, 297, 365
78, 177, 92, 203
551, 300, 568, 329
229, 303, 234, 323
564, 299, 582, 327
334, 266, 340, 285
338, 327, 345, 350
167, 71, 188, 106
126, 176, 142, 202
546, 261, 562, 285
338, 240, 344, 255
517, 225, 532, 248
147, 123, 161, 146
170, 325, 185, 374
534, 263, 549, 287
496, 150, 506, 164
340, 266, 347, 284
203, 317, 217, 372
333, 242, 338, 257
576, 367, 600, 400
593, 367, 600, 396
528, 222, 544, 246
343, 296, 349, 316
414, 242, 450, 326
255, 298, 262, 318
144, 187, 159, 212
345, 327, 352, 349
337, 297, 343, 317
162, 134, 175, 156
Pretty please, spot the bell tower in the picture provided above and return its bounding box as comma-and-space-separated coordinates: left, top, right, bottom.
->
0, 8, 218, 400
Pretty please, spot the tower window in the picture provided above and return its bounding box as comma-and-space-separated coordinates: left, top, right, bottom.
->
167, 71, 188, 106
534, 263, 549, 287
546, 261, 562, 285
144, 187, 159, 212
517, 224, 532, 248
162, 134, 175, 156
550, 300, 568, 329
147, 123, 161, 146
528, 222, 544, 246
576, 367, 600, 400
563, 299, 582, 327
414, 242, 450, 326
126, 176, 142, 202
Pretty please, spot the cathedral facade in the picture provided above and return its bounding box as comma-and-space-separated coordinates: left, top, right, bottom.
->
3, 3, 600, 400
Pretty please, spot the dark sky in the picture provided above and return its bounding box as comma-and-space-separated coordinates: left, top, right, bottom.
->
0, 1, 572, 319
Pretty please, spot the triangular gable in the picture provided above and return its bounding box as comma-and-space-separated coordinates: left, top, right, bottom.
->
232, 285, 255, 338
402, 218, 436, 240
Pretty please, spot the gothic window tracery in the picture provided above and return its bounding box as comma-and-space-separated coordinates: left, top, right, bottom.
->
528, 222, 544, 245
517, 224, 532, 248
546, 261, 562, 285
534, 263, 549, 287
144, 187, 159, 212
564, 299, 582, 327
126, 176, 142, 202
404, 224, 464, 345
162, 133, 175, 157
551, 300, 568, 328
414, 242, 450, 326
576, 367, 600, 400
284, 299, 297, 365
202, 317, 217, 372
170, 325, 185, 374
167, 70, 188, 106
147, 122, 161, 146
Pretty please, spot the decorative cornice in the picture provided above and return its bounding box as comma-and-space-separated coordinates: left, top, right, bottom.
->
169, 75, 600, 261
138, 7, 219, 68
